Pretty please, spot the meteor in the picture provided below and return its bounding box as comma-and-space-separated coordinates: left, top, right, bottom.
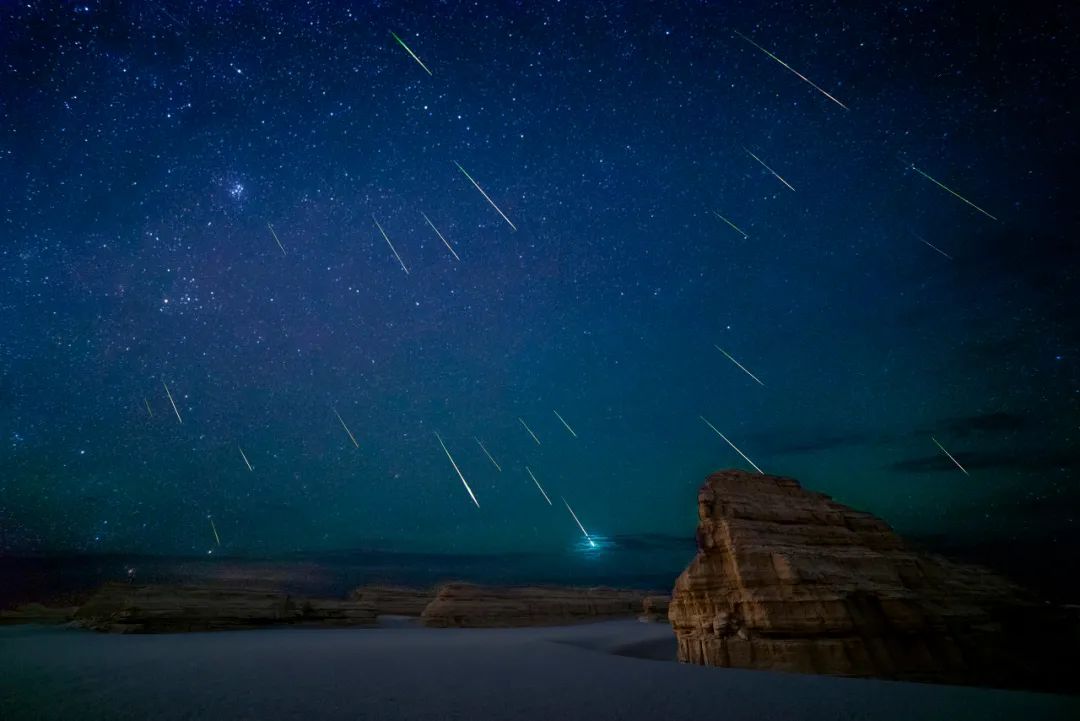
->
238, 445, 253, 472
162, 381, 183, 424
910, 165, 997, 221
713, 345, 765, 387
390, 30, 433, 76
333, 408, 360, 448
931, 435, 970, 476
711, 211, 748, 239
518, 417, 541, 446
553, 409, 578, 438
143, 397, 153, 417
422, 211, 461, 261
699, 416, 765, 474
436, 432, 480, 507
373, 215, 409, 275
562, 496, 596, 547
453, 161, 517, 230
744, 147, 795, 192
913, 232, 953, 260
733, 30, 848, 110
267, 223, 286, 256
474, 437, 502, 472
525, 466, 552, 505
208, 516, 221, 547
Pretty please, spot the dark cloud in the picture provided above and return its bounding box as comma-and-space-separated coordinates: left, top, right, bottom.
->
890, 448, 1080, 474
750, 429, 885, 456
940, 411, 1029, 437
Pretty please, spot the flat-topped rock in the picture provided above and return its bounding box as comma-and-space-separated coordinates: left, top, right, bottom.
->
669, 470, 1080, 692
421, 582, 651, 628
349, 584, 434, 616
72, 583, 376, 633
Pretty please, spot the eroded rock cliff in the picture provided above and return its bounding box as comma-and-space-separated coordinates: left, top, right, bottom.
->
669, 470, 1079, 691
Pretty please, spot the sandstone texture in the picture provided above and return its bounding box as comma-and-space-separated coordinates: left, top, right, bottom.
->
71, 583, 376, 633
421, 582, 650, 627
669, 470, 1080, 692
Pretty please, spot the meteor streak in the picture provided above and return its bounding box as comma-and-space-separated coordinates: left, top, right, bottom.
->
553, 409, 578, 438
712, 211, 749, 238
453, 161, 517, 230
333, 408, 360, 448
913, 233, 953, 260
373, 215, 409, 275
267, 223, 286, 255
562, 496, 596, 547
143, 397, 153, 417
518, 417, 541, 446
910, 165, 997, 221
238, 445, 253, 471
931, 435, 970, 476
733, 30, 848, 110
390, 30, 432, 76
474, 437, 502, 472
714, 345, 765, 386
422, 211, 460, 261
162, 381, 183, 424
436, 432, 480, 507
525, 466, 552, 505
699, 416, 764, 474
744, 147, 795, 192
208, 516, 221, 546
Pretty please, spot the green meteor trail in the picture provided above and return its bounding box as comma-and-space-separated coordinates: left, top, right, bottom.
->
390, 31, 432, 76
711, 210, 748, 238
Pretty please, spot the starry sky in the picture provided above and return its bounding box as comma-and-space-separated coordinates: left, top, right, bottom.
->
1, 1, 1077, 562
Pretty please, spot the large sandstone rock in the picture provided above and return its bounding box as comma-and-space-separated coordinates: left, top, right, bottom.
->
349, 584, 434, 616
72, 583, 375, 633
421, 582, 650, 627
669, 470, 1080, 692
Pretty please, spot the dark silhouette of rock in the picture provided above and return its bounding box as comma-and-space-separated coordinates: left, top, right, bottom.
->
669, 470, 1080, 692
349, 584, 434, 616
0, 602, 78, 625
421, 582, 651, 627
72, 583, 375, 633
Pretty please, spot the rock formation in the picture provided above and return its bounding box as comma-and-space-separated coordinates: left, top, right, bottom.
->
0, 602, 78, 625
349, 584, 434, 616
421, 582, 650, 627
72, 583, 376, 633
669, 470, 1080, 692
640, 595, 671, 622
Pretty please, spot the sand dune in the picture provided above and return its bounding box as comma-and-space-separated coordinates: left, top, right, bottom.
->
2, 621, 1076, 720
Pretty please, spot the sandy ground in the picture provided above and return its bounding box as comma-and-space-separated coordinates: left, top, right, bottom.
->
1, 620, 1077, 720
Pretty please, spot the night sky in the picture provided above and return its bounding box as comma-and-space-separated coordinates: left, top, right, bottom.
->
1, 1, 1077, 562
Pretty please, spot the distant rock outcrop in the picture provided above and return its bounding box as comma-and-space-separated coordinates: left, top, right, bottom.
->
349, 584, 434, 616
669, 470, 1080, 692
0, 602, 78, 625
72, 583, 376, 633
640, 595, 671, 622
421, 582, 650, 627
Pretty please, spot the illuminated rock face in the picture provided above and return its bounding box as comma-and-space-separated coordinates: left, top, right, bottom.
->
421, 583, 650, 627
669, 470, 1079, 691
72, 583, 376, 632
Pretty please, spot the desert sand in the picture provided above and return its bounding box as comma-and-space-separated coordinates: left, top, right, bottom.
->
1, 620, 1077, 721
